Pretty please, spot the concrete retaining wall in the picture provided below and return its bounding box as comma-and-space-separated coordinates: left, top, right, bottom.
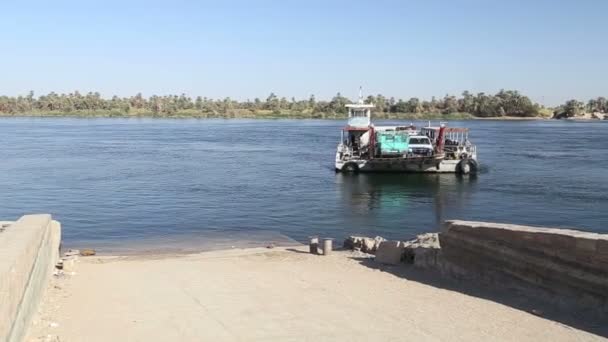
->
439, 220, 608, 313
0, 214, 61, 342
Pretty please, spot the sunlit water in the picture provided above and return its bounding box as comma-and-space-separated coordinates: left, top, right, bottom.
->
1, 118, 606, 252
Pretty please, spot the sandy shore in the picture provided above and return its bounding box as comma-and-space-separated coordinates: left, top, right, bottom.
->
471, 116, 551, 120
26, 247, 606, 342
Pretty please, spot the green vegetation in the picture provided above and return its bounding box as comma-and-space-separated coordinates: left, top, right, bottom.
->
553, 97, 608, 119
0, 90, 550, 119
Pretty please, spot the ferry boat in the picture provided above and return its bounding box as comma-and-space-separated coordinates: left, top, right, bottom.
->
334, 91, 479, 174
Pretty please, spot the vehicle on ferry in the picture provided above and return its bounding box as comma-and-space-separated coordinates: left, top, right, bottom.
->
335, 91, 478, 174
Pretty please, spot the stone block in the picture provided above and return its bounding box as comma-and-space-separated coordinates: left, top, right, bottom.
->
441, 220, 608, 314
597, 239, 608, 256
375, 241, 405, 265
574, 237, 597, 253
412, 247, 440, 269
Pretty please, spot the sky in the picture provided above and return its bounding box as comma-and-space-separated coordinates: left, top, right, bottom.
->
2, 0, 607, 106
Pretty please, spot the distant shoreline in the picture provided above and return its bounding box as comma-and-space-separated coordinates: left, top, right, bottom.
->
1, 112, 605, 121
471, 116, 551, 121
0, 112, 555, 121
2, 90, 606, 121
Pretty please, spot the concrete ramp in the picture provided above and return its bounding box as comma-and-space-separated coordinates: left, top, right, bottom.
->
0, 214, 61, 342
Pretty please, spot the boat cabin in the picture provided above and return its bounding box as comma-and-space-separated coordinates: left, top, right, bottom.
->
345, 103, 374, 128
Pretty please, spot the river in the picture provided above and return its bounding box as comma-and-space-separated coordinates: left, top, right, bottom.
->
1, 118, 606, 252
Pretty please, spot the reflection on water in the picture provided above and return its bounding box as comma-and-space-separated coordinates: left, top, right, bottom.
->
336, 173, 477, 237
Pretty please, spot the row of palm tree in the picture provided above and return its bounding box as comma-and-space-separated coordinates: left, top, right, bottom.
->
0, 90, 603, 119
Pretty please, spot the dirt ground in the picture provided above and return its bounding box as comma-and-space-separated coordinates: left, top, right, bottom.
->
26, 247, 606, 342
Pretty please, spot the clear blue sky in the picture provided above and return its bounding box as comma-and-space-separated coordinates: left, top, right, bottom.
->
2, 0, 607, 105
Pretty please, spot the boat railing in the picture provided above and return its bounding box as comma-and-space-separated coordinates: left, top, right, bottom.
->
338, 144, 360, 159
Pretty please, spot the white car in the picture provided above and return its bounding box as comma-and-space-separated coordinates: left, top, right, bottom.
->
406, 136, 434, 156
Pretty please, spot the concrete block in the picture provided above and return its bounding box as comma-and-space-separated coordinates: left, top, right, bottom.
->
534, 233, 576, 251
375, 241, 405, 265
412, 247, 440, 269
597, 239, 608, 256
574, 238, 597, 254
0, 214, 61, 342
441, 220, 608, 313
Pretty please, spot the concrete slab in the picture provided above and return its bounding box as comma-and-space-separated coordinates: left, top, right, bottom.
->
0, 214, 61, 342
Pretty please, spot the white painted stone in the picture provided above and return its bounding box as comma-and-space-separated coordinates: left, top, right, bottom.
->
375, 241, 406, 265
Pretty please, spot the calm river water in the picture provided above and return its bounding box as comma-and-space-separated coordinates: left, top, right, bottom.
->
1, 118, 607, 252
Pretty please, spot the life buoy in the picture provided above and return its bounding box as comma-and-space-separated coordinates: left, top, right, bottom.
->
457, 159, 478, 174
342, 162, 359, 173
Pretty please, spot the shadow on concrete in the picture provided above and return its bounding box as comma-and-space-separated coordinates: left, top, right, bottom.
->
350, 256, 608, 338
285, 248, 314, 255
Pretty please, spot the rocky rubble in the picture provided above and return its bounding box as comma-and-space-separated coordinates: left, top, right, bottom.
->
344, 233, 441, 268
343, 236, 386, 254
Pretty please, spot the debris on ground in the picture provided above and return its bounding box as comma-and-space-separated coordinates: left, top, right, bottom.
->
79, 249, 96, 256
41, 334, 61, 342
64, 249, 80, 257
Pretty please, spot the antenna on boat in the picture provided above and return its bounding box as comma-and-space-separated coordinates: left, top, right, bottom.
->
358, 86, 364, 104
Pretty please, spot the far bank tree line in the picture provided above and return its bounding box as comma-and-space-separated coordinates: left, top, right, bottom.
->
0, 90, 603, 119
553, 97, 608, 119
